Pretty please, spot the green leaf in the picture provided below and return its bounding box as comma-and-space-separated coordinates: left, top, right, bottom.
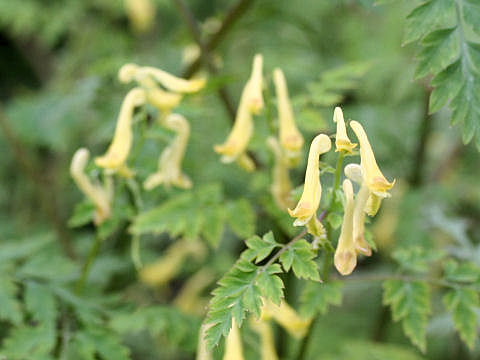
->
463, 0, 480, 36
327, 212, 343, 230
0, 276, 22, 325
279, 239, 321, 281
443, 288, 479, 349
24, 282, 56, 326
75, 328, 131, 360
257, 264, 284, 305
226, 199, 256, 238
391, 246, 444, 273
443, 259, 480, 283
429, 61, 463, 113
403, 0, 456, 45
131, 184, 228, 244
68, 200, 95, 228
300, 281, 343, 318
383, 280, 431, 352
414, 28, 460, 79
1, 325, 56, 359
242, 232, 280, 263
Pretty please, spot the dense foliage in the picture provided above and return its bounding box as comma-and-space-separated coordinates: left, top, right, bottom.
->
1, 1, 480, 359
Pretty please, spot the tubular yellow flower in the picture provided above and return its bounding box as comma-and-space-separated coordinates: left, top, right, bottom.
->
70, 148, 112, 225
249, 318, 279, 360
273, 68, 304, 159
334, 179, 357, 275
125, 0, 155, 33
267, 137, 294, 210
214, 55, 263, 166
143, 114, 192, 190
95, 88, 146, 174
344, 163, 372, 256
196, 324, 213, 360
288, 134, 331, 226
350, 121, 395, 197
174, 268, 214, 315
118, 63, 206, 94
261, 300, 311, 339
139, 239, 206, 286
333, 107, 356, 153
223, 319, 245, 360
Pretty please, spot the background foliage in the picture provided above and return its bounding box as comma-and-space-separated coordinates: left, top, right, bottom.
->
1, 0, 480, 359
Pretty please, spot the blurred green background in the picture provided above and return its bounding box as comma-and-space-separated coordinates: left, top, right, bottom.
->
1, 0, 480, 359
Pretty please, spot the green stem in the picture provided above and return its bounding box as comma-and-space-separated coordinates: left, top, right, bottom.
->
75, 234, 102, 294
331, 152, 345, 204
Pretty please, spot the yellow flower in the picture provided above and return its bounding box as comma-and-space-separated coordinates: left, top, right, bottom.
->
334, 179, 357, 275
196, 323, 213, 360
344, 163, 374, 256
124, 0, 155, 33
119, 63, 206, 94
261, 299, 311, 339
223, 319, 245, 360
333, 107, 357, 153
139, 239, 206, 286
273, 68, 304, 161
267, 137, 294, 210
70, 148, 113, 225
174, 268, 214, 315
249, 318, 279, 360
143, 114, 193, 190
350, 121, 395, 197
95, 88, 147, 174
288, 134, 331, 226
214, 54, 263, 167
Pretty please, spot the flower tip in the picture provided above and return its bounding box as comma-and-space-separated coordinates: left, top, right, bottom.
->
312, 134, 332, 154
70, 148, 90, 176
334, 250, 357, 275
333, 106, 343, 123
118, 63, 139, 83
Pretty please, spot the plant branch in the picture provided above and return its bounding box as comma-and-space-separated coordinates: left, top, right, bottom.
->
182, 0, 254, 79
75, 233, 102, 294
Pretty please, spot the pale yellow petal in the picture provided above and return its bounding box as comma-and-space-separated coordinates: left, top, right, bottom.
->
196, 324, 213, 360
333, 107, 356, 153
334, 179, 357, 275
125, 0, 155, 33
223, 319, 245, 360
95, 88, 146, 171
353, 183, 372, 256
249, 318, 279, 360
288, 134, 331, 226
267, 137, 294, 210
262, 300, 311, 339
273, 68, 304, 155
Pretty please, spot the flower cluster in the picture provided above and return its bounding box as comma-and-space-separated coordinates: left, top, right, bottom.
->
70, 63, 204, 225
289, 107, 395, 275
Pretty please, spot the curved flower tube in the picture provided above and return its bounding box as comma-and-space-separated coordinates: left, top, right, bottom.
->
223, 319, 245, 360
139, 239, 206, 286
95, 88, 147, 174
118, 63, 206, 93
273, 68, 304, 161
334, 179, 358, 275
196, 323, 213, 360
288, 134, 331, 226
249, 318, 279, 360
350, 121, 395, 198
267, 137, 294, 210
70, 148, 112, 225
333, 107, 356, 153
261, 299, 311, 339
214, 54, 263, 167
174, 268, 214, 315
143, 114, 192, 190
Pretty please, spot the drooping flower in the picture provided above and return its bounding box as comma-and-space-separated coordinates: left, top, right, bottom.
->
214, 54, 263, 168
143, 113, 193, 190
267, 137, 294, 210
223, 319, 245, 360
349, 121, 395, 198
119, 63, 206, 94
333, 107, 356, 153
95, 88, 147, 175
139, 239, 206, 286
288, 134, 331, 226
196, 323, 213, 360
249, 318, 279, 360
334, 179, 357, 275
344, 163, 372, 256
261, 300, 311, 339
273, 68, 304, 162
174, 268, 214, 315
70, 148, 113, 225
124, 0, 155, 33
